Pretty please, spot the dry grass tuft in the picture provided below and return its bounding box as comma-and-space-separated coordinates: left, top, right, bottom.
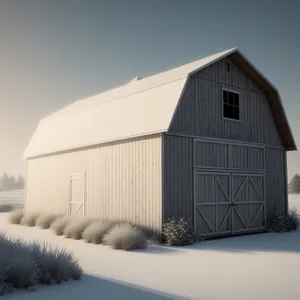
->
36, 213, 62, 229
20, 212, 41, 227
63, 218, 94, 240
103, 223, 148, 251
8, 209, 24, 225
0, 233, 82, 295
82, 220, 120, 244
50, 215, 73, 236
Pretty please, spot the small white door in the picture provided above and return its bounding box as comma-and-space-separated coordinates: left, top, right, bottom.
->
69, 173, 85, 216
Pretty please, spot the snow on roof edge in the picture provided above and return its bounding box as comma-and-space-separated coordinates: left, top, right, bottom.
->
24, 47, 296, 157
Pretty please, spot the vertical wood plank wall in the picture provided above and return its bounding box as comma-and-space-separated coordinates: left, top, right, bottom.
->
170, 57, 283, 147
194, 140, 265, 170
163, 135, 287, 231
162, 134, 194, 228
164, 57, 287, 230
265, 147, 287, 220
26, 134, 163, 232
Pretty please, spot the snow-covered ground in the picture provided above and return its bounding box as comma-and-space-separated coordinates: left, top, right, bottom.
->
0, 189, 24, 209
289, 194, 300, 211
1, 196, 300, 300
0, 189, 24, 201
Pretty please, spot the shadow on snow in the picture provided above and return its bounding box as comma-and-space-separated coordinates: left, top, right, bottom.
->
181, 230, 300, 253
7, 274, 185, 300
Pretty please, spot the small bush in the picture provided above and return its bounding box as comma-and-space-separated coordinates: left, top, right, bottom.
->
21, 212, 41, 227
0, 266, 12, 296
0, 233, 82, 294
8, 209, 24, 225
270, 208, 300, 233
5, 252, 39, 289
103, 223, 147, 250
83, 220, 118, 244
163, 217, 190, 246
36, 213, 61, 229
50, 215, 72, 236
64, 218, 94, 240
31, 243, 83, 284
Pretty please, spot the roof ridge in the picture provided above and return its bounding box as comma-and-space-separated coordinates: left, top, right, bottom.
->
51, 48, 236, 117
49, 76, 188, 118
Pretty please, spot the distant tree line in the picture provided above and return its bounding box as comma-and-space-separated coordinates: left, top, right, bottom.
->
288, 174, 300, 194
0, 173, 25, 191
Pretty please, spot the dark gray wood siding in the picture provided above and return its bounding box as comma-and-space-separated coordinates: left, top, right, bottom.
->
265, 147, 287, 221
194, 140, 265, 170
163, 135, 287, 233
162, 134, 194, 229
163, 58, 288, 234
169, 57, 283, 147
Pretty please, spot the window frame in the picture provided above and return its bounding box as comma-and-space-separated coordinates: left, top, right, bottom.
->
222, 87, 241, 122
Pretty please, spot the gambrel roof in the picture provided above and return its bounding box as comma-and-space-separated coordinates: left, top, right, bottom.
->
24, 48, 296, 158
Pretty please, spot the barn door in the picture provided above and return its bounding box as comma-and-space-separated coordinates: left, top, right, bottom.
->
194, 171, 232, 236
232, 174, 265, 233
194, 171, 265, 237
69, 173, 86, 216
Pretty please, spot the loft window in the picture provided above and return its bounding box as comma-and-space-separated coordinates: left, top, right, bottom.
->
223, 90, 240, 121
226, 62, 231, 72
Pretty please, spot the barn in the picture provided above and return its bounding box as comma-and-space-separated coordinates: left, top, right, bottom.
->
24, 48, 297, 238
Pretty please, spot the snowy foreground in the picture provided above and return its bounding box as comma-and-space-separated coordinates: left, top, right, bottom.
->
1, 197, 300, 300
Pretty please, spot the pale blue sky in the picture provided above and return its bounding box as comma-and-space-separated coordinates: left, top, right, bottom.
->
0, 0, 299, 179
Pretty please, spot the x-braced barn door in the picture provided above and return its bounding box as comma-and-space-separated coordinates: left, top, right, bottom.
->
232, 174, 265, 234
194, 171, 232, 237
194, 171, 265, 237
69, 173, 86, 216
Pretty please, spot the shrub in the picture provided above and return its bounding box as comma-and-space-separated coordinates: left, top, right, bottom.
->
0, 233, 82, 294
103, 223, 148, 250
83, 220, 118, 244
8, 209, 24, 225
288, 208, 300, 231
163, 217, 190, 246
20, 212, 41, 227
30, 243, 83, 284
36, 213, 61, 229
0, 234, 39, 289
50, 215, 72, 236
0, 266, 12, 296
64, 218, 94, 240
270, 208, 300, 233
5, 252, 39, 289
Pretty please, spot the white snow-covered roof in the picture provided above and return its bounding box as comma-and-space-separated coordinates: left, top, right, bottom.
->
24, 47, 296, 158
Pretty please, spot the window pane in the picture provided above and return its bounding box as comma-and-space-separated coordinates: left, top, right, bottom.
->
233, 93, 239, 106
223, 91, 228, 104
223, 104, 232, 119
222, 91, 240, 120
227, 92, 234, 105
223, 104, 240, 120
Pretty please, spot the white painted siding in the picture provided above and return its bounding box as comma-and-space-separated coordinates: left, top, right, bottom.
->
26, 134, 162, 232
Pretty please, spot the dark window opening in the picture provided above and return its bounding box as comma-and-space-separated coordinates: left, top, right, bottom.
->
226, 62, 231, 73
223, 90, 240, 120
